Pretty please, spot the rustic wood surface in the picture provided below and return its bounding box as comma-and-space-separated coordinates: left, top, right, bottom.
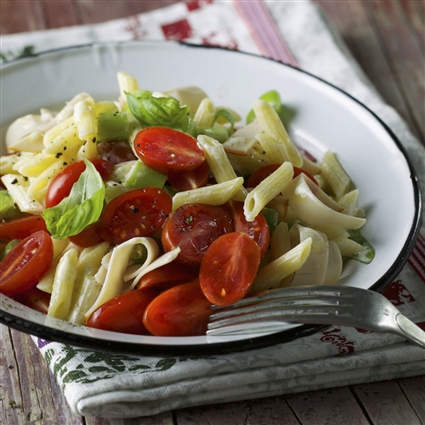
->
1, 1, 424, 424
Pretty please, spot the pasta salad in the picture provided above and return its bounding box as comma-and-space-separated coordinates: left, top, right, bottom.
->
0, 72, 374, 336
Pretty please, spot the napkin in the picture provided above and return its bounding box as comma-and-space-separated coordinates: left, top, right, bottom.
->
2, 0, 425, 418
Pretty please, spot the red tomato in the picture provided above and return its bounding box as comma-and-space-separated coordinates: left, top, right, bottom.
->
13, 287, 51, 314
87, 289, 158, 335
97, 140, 137, 165
161, 203, 234, 266
167, 160, 210, 192
137, 262, 198, 290
246, 164, 317, 187
0, 230, 53, 296
133, 127, 205, 174
143, 281, 211, 336
45, 158, 114, 208
246, 164, 280, 188
68, 220, 104, 247
228, 201, 270, 257
0, 214, 48, 241
200, 232, 261, 306
100, 187, 172, 245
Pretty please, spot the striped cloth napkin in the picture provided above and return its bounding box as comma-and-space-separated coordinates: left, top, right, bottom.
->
2, 0, 424, 418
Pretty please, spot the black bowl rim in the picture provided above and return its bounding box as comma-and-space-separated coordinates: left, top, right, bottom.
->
0, 40, 422, 357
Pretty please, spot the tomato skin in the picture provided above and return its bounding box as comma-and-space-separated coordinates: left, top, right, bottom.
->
161, 203, 234, 266
0, 230, 53, 296
0, 214, 48, 241
133, 127, 205, 174
167, 160, 210, 192
68, 220, 104, 248
13, 287, 51, 314
137, 262, 198, 290
143, 281, 211, 336
45, 158, 114, 208
100, 187, 172, 245
200, 232, 261, 306
246, 164, 317, 187
87, 289, 158, 335
228, 201, 270, 257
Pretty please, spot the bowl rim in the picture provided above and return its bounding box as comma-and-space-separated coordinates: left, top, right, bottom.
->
0, 40, 422, 356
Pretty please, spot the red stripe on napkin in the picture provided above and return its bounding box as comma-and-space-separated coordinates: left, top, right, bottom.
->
408, 233, 425, 284
231, 0, 297, 66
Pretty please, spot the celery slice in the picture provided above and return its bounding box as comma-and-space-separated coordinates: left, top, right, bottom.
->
123, 160, 167, 189
97, 112, 130, 142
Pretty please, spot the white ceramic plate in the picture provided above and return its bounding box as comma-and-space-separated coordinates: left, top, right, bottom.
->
0, 41, 421, 355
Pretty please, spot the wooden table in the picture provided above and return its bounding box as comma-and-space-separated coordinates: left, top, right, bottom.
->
1, 1, 424, 424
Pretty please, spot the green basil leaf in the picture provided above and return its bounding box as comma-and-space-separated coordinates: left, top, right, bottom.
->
127, 92, 190, 128
42, 159, 105, 239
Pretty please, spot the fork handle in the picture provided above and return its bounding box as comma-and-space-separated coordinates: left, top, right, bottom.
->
396, 314, 425, 348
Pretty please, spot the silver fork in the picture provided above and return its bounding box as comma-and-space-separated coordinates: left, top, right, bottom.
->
207, 285, 425, 348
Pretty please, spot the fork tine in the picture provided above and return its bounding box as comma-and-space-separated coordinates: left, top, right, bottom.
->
209, 294, 344, 321
211, 285, 356, 312
208, 303, 348, 332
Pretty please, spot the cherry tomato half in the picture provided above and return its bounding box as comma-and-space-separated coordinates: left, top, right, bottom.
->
246, 164, 318, 188
0, 230, 53, 296
87, 289, 158, 335
45, 158, 114, 208
68, 220, 104, 248
137, 262, 198, 290
161, 203, 234, 266
100, 187, 172, 245
143, 281, 211, 336
0, 214, 48, 241
13, 286, 51, 314
133, 127, 205, 174
228, 200, 270, 258
167, 160, 211, 192
200, 232, 261, 306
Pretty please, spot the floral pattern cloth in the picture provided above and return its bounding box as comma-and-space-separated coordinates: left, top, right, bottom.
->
2, 0, 424, 418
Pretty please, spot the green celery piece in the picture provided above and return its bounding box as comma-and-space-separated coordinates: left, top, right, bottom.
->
123, 160, 167, 189
0, 190, 21, 219
195, 125, 229, 143
97, 112, 130, 142
0, 239, 19, 261
261, 207, 279, 235
247, 90, 282, 124
347, 229, 375, 264
131, 243, 148, 264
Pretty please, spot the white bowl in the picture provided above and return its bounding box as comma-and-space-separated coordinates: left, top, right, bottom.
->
0, 41, 421, 355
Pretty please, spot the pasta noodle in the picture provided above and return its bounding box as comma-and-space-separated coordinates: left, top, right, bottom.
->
197, 135, 247, 202
244, 161, 293, 222
0, 73, 375, 336
172, 177, 244, 211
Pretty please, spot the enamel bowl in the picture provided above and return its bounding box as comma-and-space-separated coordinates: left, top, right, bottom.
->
0, 41, 421, 355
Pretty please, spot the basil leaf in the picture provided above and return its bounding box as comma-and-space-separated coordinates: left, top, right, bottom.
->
127, 92, 190, 128
42, 159, 105, 239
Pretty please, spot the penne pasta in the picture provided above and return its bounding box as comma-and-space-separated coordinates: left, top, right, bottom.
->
251, 237, 312, 292
244, 161, 293, 222
197, 135, 247, 201
253, 99, 303, 167
172, 178, 244, 211
48, 248, 79, 320
321, 150, 351, 200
